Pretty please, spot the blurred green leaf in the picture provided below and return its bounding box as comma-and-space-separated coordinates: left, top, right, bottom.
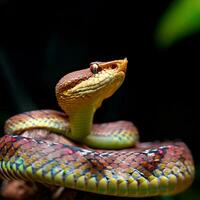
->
155, 0, 200, 48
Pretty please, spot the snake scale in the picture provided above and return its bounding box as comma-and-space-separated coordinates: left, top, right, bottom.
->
0, 58, 195, 197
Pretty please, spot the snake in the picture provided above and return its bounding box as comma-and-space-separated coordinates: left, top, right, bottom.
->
0, 58, 195, 197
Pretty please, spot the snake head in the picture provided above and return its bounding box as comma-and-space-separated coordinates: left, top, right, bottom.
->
56, 58, 128, 113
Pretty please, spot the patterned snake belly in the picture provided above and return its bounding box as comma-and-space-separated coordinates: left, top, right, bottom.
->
0, 59, 195, 197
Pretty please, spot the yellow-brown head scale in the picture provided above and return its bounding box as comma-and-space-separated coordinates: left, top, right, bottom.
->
56, 58, 128, 114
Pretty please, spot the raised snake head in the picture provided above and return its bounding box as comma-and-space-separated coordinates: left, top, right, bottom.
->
55, 58, 128, 114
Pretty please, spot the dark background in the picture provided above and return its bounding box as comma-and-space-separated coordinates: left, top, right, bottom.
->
0, 0, 199, 199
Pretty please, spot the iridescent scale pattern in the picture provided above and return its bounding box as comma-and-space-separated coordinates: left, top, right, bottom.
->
0, 135, 194, 197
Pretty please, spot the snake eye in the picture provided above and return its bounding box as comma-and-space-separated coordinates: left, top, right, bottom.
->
90, 63, 101, 74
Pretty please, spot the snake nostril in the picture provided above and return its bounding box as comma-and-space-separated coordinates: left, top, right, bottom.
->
111, 64, 117, 69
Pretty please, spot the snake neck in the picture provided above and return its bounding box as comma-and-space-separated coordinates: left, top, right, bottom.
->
67, 105, 96, 142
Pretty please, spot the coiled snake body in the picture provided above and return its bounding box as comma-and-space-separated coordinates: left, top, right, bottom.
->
0, 59, 195, 197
